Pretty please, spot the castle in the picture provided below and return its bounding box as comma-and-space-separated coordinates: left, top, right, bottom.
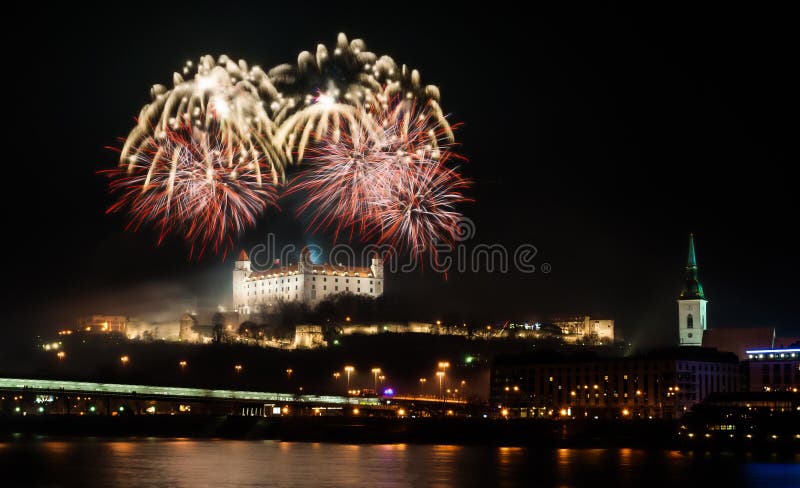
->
232, 248, 384, 317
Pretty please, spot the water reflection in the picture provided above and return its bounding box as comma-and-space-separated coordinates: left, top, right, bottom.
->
0, 440, 798, 488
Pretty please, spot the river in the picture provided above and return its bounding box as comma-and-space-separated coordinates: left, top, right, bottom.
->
1, 439, 798, 487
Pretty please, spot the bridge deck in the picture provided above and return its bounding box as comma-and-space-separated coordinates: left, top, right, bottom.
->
0, 377, 381, 406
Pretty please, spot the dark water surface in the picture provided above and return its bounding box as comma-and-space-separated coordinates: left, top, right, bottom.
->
1, 439, 798, 487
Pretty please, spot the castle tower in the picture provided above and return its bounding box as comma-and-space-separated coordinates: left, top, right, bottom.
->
298, 246, 311, 272
233, 249, 251, 313
678, 234, 707, 346
370, 253, 384, 279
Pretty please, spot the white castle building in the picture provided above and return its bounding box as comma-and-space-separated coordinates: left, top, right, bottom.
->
233, 248, 384, 316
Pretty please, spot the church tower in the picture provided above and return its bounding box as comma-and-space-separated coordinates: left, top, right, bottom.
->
678, 234, 707, 346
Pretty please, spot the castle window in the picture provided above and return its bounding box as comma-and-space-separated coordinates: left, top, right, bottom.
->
358, 288, 360, 293
346, 279, 349, 283
335, 286, 339, 291
370, 288, 373, 293
687, 314, 694, 329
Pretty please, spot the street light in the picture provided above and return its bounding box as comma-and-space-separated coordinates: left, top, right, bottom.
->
371, 368, 382, 393
333, 372, 341, 382
179, 360, 187, 369
436, 371, 445, 399
419, 378, 427, 396
120, 356, 129, 366
57, 351, 66, 360
344, 366, 354, 390
437, 362, 449, 403
235, 364, 243, 374
286, 368, 293, 379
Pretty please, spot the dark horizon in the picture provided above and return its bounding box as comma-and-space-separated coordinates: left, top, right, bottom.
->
4, 4, 797, 355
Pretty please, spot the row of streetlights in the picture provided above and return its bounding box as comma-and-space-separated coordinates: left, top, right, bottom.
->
416, 361, 468, 401
333, 365, 386, 394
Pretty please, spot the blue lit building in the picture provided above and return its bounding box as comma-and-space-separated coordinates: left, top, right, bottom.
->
746, 347, 800, 392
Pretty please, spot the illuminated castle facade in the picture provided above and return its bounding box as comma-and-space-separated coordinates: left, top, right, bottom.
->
232, 248, 384, 316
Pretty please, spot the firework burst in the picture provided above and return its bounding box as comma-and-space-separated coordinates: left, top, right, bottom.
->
269, 33, 452, 163
368, 159, 471, 256
105, 124, 279, 257
290, 98, 470, 255
121, 55, 286, 184
107, 36, 469, 258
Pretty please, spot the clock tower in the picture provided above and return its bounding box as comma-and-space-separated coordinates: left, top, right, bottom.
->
678, 234, 707, 346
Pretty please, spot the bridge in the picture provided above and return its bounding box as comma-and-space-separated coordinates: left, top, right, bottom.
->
0, 377, 477, 418
0, 377, 384, 416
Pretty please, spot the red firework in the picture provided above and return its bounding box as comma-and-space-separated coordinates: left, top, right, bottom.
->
290, 99, 471, 255
367, 159, 472, 255
104, 124, 279, 257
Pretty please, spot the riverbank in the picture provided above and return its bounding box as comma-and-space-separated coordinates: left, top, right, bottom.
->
0, 415, 663, 445
0, 415, 768, 449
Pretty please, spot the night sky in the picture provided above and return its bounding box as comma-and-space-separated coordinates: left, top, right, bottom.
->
4, 4, 796, 352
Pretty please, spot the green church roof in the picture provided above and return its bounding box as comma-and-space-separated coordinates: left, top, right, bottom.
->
680, 233, 705, 300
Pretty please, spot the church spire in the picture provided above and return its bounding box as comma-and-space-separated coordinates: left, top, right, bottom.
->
687, 233, 697, 268
680, 233, 705, 299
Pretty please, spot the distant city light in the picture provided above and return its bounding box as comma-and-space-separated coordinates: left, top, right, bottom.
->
746, 348, 800, 355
